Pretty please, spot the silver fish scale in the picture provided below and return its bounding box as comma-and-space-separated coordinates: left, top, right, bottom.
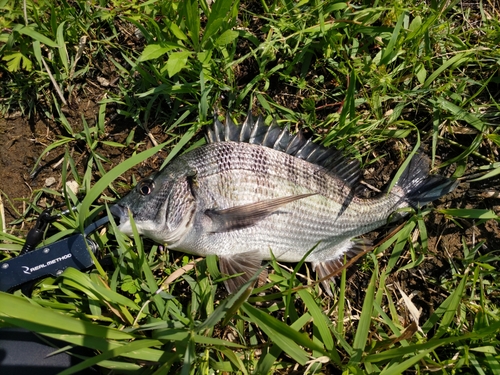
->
176, 141, 401, 263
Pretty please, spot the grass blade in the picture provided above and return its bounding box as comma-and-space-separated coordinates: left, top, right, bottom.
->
202, 0, 234, 44
241, 302, 324, 365
59, 339, 164, 375
350, 255, 378, 363
297, 289, 334, 351
0, 292, 134, 340
423, 52, 471, 88
18, 25, 58, 47
380, 12, 405, 66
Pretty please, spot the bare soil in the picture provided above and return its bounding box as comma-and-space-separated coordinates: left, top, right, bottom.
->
0, 98, 167, 232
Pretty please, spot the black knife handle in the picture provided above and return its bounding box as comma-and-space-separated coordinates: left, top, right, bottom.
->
0, 235, 97, 292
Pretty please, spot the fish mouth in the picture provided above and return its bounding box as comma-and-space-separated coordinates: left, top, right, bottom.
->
110, 204, 132, 233
110, 204, 128, 222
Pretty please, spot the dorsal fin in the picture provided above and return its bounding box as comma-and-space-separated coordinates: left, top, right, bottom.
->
207, 111, 361, 186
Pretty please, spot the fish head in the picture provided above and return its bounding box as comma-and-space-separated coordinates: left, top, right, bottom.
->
110, 168, 197, 245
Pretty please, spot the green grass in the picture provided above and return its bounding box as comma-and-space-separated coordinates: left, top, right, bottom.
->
1, 0, 500, 373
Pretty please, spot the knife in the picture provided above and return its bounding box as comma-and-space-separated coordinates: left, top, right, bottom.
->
0, 215, 110, 292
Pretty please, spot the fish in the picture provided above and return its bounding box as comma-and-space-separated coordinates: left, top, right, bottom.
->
110, 112, 457, 294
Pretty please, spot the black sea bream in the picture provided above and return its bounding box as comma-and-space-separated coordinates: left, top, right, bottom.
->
111, 113, 457, 294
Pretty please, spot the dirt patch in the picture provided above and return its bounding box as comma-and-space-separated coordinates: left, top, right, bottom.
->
0, 96, 164, 231
1, 116, 42, 217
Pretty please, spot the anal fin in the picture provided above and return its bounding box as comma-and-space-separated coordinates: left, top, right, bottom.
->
219, 251, 265, 294
312, 240, 372, 296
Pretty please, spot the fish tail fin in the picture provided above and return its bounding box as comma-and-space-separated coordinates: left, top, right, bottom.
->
395, 153, 457, 208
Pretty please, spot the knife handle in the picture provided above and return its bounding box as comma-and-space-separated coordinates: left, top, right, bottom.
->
0, 235, 97, 293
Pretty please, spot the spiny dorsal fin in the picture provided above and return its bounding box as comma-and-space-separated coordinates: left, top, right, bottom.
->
207, 111, 361, 186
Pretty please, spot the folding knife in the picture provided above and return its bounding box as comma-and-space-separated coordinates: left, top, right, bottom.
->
0, 215, 110, 292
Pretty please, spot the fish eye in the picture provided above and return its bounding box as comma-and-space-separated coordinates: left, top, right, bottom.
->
137, 180, 154, 196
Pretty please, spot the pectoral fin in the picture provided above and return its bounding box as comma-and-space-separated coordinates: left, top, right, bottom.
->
206, 193, 315, 233
219, 251, 266, 293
